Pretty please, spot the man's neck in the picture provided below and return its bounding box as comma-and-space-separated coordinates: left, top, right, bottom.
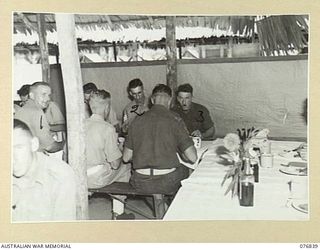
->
16, 153, 39, 186
29, 99, 44, 111
91, 112, 104, 118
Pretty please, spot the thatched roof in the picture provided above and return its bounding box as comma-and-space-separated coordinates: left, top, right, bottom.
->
14, 13, 256, 35
13, 13, 308, 55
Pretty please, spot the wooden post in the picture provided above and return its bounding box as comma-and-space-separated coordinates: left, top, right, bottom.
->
113, 41, 117, 62
55, 13, 88, 220
36, 14, 50, 82
178, 40, 182, 59
165, 16, 177, 93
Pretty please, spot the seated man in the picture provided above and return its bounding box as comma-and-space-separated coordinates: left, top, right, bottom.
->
171, 83, 215, 139
123, 84, 197, 196
85, 90, 132, 219
15, 81, 65, 153
121, 78, 149, 135
12, 119, 77, 222
83, 82, 120, 132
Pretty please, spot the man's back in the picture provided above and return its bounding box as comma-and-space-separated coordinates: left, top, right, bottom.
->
126, 104, 193, 170
12, 152, 77, 222
85, 114, 121, 168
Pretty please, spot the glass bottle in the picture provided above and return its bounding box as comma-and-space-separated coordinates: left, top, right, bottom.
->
239, 157, 254, 206
250, 158, 259, 183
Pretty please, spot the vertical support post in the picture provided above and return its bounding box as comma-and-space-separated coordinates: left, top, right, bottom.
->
178, 40, 182, 59
55, 13, 88, 220
36, 13, 50, 82
113, 42, 117, 62
165, 16, 177, 93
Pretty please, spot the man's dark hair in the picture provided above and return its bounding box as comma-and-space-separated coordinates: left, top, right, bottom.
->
128, 78, 143, 91
91, 89, 111, 100
152, 84, 172, 97
83, 82, 98, 93
17, 84, 30, 96
177, 83, 193, 95
13, 119, 33, 137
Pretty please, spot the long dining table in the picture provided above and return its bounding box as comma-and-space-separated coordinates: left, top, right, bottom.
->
164, 138, 308, 220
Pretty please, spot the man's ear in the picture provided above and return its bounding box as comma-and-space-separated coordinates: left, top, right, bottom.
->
150, 96, 155, 104
168, 97, 172, 107
31, 137, 39, 152
29, 92, 34, 100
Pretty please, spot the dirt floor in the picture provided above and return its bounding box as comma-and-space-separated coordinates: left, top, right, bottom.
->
88, 193, 157, 220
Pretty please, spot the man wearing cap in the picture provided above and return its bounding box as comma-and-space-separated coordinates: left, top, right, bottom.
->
121, 78, 149, 134
15, 81, 65, 153
171, 83, 215, 139
123, 84, 197, 197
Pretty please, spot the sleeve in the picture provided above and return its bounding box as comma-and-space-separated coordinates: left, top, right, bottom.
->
104, 126, 122, 163
201, 107, 214, 132
124, 123, 133, 150
45, 102, 65, 125
175, 119, 194, 152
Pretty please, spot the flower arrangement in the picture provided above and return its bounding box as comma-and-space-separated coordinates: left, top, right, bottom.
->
221, 128, 269, 197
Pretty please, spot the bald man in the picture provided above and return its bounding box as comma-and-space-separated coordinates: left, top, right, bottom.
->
15, 81, 65, 153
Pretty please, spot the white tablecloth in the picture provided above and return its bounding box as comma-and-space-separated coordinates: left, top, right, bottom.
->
164, 139, 309, 220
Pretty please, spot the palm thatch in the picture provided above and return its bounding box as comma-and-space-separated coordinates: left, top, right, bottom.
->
14, 13, 255, 34
256, 15, 308, 55
13, 12, 308, 55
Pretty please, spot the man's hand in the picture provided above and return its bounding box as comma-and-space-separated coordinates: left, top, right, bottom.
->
191, 129, 202, 138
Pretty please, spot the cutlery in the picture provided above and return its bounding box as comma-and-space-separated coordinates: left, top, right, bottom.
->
198, 148, 209, 164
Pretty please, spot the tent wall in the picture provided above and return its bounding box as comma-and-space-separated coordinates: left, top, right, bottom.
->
50, 55, 307, 139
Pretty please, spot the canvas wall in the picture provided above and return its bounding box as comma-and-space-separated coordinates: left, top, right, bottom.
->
50, 56, 307, 139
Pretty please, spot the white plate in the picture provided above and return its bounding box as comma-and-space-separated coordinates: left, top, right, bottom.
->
279, 166, 307, 176
292, 200, 308, 214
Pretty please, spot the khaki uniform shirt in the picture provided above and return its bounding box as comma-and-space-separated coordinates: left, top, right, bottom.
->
122, 99, 149, 131
125, 105, 194, 170
171, 102, 214, 134
15, 99, 55, 151
12, 152, 77, 222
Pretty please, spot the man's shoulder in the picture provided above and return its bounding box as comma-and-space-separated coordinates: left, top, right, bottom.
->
192, 102, 209, 112
86, 116, 115, 131
37, 153, 75, 180
15, 102, 42, 121
124, 100, 136, 111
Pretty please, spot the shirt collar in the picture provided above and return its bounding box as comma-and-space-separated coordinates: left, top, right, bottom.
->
24, 99, 38, 108
151, 104, 169, 112
89, 114, 105, 121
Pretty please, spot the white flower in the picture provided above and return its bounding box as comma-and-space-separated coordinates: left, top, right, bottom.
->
223, 133, 241, 152
255, 128, 269, 139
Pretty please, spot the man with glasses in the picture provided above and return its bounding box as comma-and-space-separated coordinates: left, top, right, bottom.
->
121, 78, 149, 135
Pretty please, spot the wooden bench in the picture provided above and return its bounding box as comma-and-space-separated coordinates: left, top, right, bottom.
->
89, 182, 175, 219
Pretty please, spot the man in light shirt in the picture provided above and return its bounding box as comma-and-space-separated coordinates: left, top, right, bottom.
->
12, 119, 77, 222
